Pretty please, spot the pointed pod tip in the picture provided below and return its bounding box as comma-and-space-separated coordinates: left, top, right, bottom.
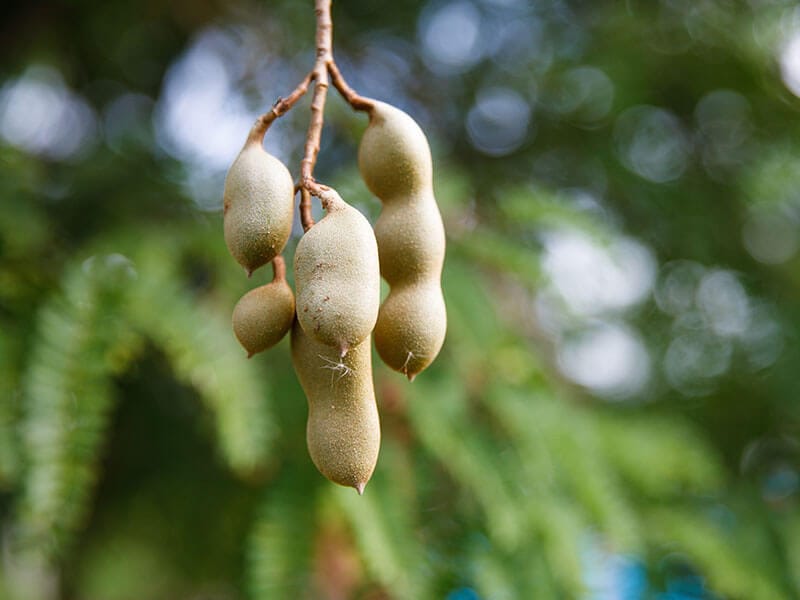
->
407, 372, 417, 383
354, 482, 366, 496
245, 268, 253, 278
246, 351, 254, 359
339, 345, 349, 358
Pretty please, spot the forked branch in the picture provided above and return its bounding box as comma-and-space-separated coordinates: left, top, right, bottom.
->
249, 0, 373, 231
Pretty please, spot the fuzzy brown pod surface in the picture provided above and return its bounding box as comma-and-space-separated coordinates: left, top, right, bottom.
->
291, 320, 380, 493
223, 136, 295, 277
232, 278, 295, 357
293, 190, 380, 357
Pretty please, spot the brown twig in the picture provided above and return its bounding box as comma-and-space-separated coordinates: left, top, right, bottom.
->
327, 61, 374, 112
297, 0, 334, 232
271, 255, 286, 281
247, 73, 314, 146
299, 187, 315, 232
246, 1, 369, 231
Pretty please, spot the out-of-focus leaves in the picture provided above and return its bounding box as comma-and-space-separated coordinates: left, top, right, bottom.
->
2, 0, 800, 597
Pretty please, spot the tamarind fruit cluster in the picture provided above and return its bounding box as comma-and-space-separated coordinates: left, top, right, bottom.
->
222, 94, 444, 493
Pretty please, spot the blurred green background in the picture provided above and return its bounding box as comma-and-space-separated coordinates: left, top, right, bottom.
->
2, 0, 800, 598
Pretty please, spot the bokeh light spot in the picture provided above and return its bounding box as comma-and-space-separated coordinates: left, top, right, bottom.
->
155, 28, 256, 171
558, 322, 651, 399
614, 106, 689, 183
466, 87, 531, 156
696, 270, 750, 337
419, 1, 485, 74
664, 333, 732, 396
779, 31, 800, 98
695, 89, 752, 174
742, 210, 799, 265
655, 260, 706, 317
543, 66, 614, 125
541, 231, 656, 317
0, 65, 98, 161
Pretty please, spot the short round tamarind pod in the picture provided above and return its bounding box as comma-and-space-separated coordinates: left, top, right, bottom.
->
373, 282, 446, 381
232, 277, 295, 358
223, 129, 295, 276
357, 100, 433, 200
294, 189, 380, 357
290, 320, 380, 493
357, 100, 447, 380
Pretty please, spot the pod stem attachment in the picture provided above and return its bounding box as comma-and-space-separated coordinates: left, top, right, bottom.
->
240, 2, 375, 233
299, 187, 315, 232
327, 61, 374, 112
295, 1, 374, 231
271, 255, 287, 282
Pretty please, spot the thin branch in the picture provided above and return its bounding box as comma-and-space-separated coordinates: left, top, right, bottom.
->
299, 0, 334, 227
327, 61, 374, 112
289, 0, 372, 230
299, 74, 329, 193
238, 2, 375, 233
300, 187, 315, 232
247, 73, 314, 145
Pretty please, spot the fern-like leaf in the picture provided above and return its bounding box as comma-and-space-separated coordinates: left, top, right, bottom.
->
125, 245, 274, 479
17, 256, 137, 554
332, 439, 432, 599
247, 469, 319, 599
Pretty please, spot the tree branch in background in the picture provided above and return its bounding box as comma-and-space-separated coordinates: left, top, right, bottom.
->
245, 1, 371, 231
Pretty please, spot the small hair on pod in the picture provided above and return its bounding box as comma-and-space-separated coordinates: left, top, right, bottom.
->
291, 320, 380, 494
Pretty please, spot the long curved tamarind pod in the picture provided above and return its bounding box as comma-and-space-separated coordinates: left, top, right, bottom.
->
358, 100, 446, 380
291, 320, 380, 493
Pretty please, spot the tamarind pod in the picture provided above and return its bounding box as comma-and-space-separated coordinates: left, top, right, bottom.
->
223, 137, 295, 276
232, 278, 295, 358
373, 282, 446, 381
294, 190, 380, 357
357, 100, 447, 380
290, 320, 380, 493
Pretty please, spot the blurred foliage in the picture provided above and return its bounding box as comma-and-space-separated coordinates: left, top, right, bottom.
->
2, 0, 800, 599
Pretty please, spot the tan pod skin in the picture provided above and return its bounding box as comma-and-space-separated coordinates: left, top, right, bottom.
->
291, 320, 380, 493
223, 134, 295, 277
358, 101, 447, 380
232, 278, 295, 358
294, 190, 380, 357
373, 281, 446, 381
